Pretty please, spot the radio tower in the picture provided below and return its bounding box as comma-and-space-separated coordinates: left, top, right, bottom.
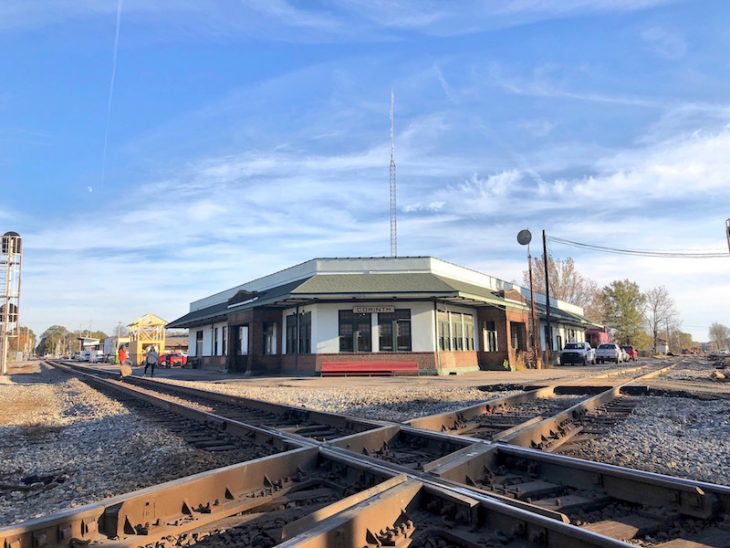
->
389, 89, 397, 257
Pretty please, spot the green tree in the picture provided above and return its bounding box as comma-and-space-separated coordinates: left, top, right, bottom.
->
601, 280, 646, 345
36, 325, 72, 356
631, 330, 653, 352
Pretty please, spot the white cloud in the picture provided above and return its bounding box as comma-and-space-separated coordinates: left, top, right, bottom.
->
641, 26, 687, 60
486, 62, 667, 109
0, 0, 676, 39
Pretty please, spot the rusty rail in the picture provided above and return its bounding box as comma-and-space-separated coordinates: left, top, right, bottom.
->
498, 363, 677, 450
5, 359, 724, 547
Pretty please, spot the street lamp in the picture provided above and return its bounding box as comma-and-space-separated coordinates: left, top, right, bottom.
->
517, 229, 541, 369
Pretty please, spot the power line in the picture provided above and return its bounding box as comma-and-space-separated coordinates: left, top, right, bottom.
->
548, 236, 729, 259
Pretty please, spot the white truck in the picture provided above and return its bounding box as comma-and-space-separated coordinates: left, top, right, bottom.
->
596, 343, 624, 364
560, 342, 596, 366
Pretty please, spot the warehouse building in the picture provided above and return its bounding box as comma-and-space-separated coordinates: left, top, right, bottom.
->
167, 257, 596, 375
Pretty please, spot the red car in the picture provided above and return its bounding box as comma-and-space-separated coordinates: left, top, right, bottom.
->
621, 345, 638, 361
159, 353, 187, 368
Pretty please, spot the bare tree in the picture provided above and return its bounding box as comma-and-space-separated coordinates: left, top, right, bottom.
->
709, 322, 730, 351
644, 286, 677, 353
524, 254, 603, 322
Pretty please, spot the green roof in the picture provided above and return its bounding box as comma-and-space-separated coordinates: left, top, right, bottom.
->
167, 271, 591, 328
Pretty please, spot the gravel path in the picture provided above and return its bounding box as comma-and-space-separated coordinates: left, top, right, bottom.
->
0, 364, 276, 526
562, 396, 730, 485
153, 378, 510, 422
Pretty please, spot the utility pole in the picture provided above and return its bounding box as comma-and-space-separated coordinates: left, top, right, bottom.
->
517, 229, 540, 369
542, 229, 552, 362
527, 246, 540, 368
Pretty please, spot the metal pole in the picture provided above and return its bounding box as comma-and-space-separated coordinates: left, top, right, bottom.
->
542, 229, 552, 363
527, 245, 540, 368
1, 244, 13, 375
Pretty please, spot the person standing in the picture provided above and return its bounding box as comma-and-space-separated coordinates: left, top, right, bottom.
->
144, 346, 158, 377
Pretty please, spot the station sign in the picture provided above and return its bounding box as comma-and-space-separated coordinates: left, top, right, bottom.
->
352, 305, 395, 314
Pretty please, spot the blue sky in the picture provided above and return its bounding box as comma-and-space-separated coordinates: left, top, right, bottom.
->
2, 0, 729, 341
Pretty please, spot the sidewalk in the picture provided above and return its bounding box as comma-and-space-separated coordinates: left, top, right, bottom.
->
90, 361, 624, 388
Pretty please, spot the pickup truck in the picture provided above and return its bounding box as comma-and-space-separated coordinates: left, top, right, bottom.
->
596, 343, 624, 364
560, 342, 596, 366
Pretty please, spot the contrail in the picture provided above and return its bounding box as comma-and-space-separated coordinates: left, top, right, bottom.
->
99, 0, 124, 190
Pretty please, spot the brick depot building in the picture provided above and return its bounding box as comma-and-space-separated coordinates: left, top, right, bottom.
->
168, 257, 595, 375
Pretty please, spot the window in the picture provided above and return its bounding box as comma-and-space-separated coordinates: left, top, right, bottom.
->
221, 326, 227, 356
556, 335, 563, 351
195, 330, 203, 356
544, 326, 553, 351
438, 311, 475, 352
286, 315, 297, 354
339, 310, 371, 352
378, 309, 411, 352
464, 314, 475, 351
263, 322, 276, 355
452, 313, 463, 350
511, 322, 526, 350
299, 312, 311, 353
484, 321, 498, 352
286, 312, 312, 354
437, 311, 450, 351
237, 326, 248, 355
213, 327, 219, 355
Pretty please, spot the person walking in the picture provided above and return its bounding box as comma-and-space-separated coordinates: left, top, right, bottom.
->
118, 345, 131, 378
117, 345, 127, 365
144, 346, 158, 377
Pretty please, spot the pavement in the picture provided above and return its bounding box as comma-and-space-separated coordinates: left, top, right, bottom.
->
90, 360, 649, 386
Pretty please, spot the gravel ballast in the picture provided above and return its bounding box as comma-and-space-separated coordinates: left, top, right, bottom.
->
562, 395, 730, 485
661, 357, 724, 382
0, 364, 276, 526
153, 378, 516, 422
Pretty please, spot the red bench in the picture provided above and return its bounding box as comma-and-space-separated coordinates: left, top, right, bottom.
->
320, 361, 419, 377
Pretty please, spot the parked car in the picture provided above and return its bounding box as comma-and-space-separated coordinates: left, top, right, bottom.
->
621, 345, 638, 361
560, 342, 596, 366
159, 353, 187, 368
596, 343, 624, 364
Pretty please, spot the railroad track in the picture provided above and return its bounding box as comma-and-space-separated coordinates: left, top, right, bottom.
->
55, 360, 382, 442
408, 362, 677, 453
1, 359, 728, 547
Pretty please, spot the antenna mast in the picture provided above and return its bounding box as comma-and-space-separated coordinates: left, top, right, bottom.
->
389, 89, 397, 257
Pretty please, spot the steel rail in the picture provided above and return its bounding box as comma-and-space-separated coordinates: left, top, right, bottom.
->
56, 360, 388, 434
36, 362, 634, 545
404, 361, 677, 446
7, 359, 721, 547
498, 362, 677, 450
48, 361, 300, 451
1, 363, 630, 547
